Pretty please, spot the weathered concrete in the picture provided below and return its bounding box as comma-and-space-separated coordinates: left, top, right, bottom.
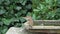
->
6, 27, 49, 34
6, 27, 30, 34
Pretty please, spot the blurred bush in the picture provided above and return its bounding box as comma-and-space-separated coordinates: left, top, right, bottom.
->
30, 0, 60, 20
0, 0, 60, 34
0, 0, 32, 34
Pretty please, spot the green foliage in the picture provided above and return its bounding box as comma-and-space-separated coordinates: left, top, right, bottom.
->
0, 0, 60, 34
31, 0, 60, 20
0, 0, 32, 34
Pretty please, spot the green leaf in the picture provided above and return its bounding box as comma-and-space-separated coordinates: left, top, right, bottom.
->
21, 10, 27, 15
2, 18, 13, 25
14, 23, 22, 27
32, 14, 36, 20
27, 12, 31, 16
20, 18, 27, 23
39, 4, 45, 10
47, 11, 56, 18
22, 0, 27, 5
0, 21, 3, 26
26, 4, 32, 9
56, 8, 60, 16
19, 0, 24, 4
15, 6, 22, 10
0, 0, 4, 4
45, 0, 53, 4
15, 12, 22, 17
2, 26, 8, 34
56, 8, 60, 13
33, 9, 40, 11
57, 0, 60, 4
0, 9, 6, 15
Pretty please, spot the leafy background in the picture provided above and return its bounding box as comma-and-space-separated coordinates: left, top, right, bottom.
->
0, 0, 60, 34
29, 0, 60, 20
0, 0, 32, 34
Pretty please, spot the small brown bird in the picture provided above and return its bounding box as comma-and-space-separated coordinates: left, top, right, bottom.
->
23, 16, 33, 29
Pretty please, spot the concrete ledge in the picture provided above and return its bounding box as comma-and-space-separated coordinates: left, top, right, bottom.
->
6, 27, 30, 34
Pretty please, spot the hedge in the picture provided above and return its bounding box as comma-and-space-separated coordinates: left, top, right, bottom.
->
0, 0, 32, 34
31, 0, 60, 20
0, 0, 60, 34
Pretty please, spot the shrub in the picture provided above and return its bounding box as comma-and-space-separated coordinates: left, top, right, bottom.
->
0, 0, 32, 34
31, 0, 60, 20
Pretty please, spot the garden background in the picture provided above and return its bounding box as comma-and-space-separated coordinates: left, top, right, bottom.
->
0, 0, 60, 34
